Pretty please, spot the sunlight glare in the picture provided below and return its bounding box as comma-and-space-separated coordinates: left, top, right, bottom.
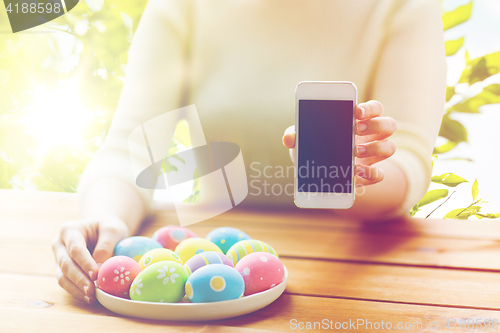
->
25, 85, 93, 157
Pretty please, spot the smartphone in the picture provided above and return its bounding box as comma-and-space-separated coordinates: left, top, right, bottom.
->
294, 81, 357, 209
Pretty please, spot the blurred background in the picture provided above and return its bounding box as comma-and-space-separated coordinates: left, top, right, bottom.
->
0, 0, 498, 219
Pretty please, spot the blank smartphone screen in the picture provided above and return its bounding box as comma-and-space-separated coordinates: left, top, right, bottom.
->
298, 100, 353, 193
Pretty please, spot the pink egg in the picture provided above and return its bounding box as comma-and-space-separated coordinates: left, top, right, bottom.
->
152, 225, 198, 250
97, 256, 141, 299
235, 252, 284, 296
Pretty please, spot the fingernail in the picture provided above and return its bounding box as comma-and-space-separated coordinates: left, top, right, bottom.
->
356, 145, 366, 155
83, 285, 89, 295
358, 123, 367, 132
360, 107, 366, 118
88, 271, 93, 280
84, 296, 90, 304
96, 263, 103, 269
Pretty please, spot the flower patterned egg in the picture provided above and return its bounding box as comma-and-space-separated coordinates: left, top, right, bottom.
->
152, 225, 198, 250
175, 237, 222, 263
235, 252, 284, 295
97, 256, 141, 299
184, 251, 233, 275
205, 227, 251, 254
226, 239, 278, 266
129, 261, 189, 303
185, 264, 244, 303
138, 248, 183, 270
114, 236, 163, 262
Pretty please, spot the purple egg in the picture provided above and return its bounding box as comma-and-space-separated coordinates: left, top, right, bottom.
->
184, 251, 233, 275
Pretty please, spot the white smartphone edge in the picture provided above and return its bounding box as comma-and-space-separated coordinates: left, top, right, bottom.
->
294, 81, 357, 209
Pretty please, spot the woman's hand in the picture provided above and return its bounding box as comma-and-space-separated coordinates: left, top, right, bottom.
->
51, 217, 129, 304
282, 100, 397, 186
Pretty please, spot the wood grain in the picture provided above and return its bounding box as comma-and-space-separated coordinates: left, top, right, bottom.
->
2, 272, 500, 333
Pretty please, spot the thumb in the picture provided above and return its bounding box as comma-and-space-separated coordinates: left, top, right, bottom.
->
92, 225, 126, 267
282, 126, 296, 149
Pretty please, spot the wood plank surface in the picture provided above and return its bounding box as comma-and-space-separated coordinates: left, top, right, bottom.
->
4, 190, 500, 333
2, 272, 500, 333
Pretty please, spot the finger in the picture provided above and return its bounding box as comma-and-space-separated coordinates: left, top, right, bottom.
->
355, 164, 384, 183
56, 267, 95, 304
356, 100, 384, 120
55, 245, 95, 301
355, 140, 396, 164
61, 228, 99, 282
282, 126, 296, 149
92, 224, 127, 266
356, 117, 397, 139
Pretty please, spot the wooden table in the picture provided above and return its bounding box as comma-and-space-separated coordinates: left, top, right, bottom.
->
3, 190, 500, 332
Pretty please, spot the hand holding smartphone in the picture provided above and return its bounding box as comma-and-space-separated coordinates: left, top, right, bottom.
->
294, 81, 357, 209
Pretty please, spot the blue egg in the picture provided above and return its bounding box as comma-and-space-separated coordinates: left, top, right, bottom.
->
206, 227, 251, 254
185, 264, 244, 303
114, 236, 163, 262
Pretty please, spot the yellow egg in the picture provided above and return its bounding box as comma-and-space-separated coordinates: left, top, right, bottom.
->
175, 238, 222, 263
139, 248, 183, 269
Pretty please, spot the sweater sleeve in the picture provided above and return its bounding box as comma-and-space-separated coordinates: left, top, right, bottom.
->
368, 0, 446, 218
77, 0, 191, 211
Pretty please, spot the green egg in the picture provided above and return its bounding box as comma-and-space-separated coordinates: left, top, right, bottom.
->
129, 261, 188, 303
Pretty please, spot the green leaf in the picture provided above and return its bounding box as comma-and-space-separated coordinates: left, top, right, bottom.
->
472, 179, 479, 201
459, 51, 500, 85
431, 173, 468, 187
446, 86, 455, 102
442, 2, 473, 31
449, 84, 500, 113
445, 37, 464, 56
438, 115, 467, 143
444, 205, 481, 219
476, 213, 500, 219
417, 189, 449, 208
433, 140, 457, 154
183, 167, 201, 203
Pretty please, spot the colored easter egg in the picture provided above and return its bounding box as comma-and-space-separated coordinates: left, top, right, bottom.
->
129, 261, 189, 303
205, 227, 251, 254
138, 248, 183, 270
175, 237, 222, 263
226, 239, 278, 266
97, 256, 141, 299
152, 225, 198, 250
235, 252, 284, 295
114, 236, 163, 262
184, 251, 233, 275
185, 264, 244, 303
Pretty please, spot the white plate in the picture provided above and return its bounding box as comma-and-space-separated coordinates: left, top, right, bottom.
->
96, 266, 288, 321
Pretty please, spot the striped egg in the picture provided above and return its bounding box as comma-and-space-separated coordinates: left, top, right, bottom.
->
175, 237, 222, 263
226, 239, 278, 266
184, 251, 233, 275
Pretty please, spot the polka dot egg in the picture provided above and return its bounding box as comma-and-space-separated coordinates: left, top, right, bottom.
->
97, 256, 141, 299
130, 261, 189, 303
175, 237, 222, 263
235, 252, 284, 295
184, 251, 233, 275
138, 248, 183, 270
152, 225, 198, 250
185, 264, 244, 303
114, 236, 163, 262
205, 227, 251, 254
226, 239, 278, 266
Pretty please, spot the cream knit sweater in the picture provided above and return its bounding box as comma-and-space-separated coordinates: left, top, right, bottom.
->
78, 0, 446, 217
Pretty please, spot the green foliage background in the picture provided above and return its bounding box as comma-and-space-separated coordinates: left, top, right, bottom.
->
0, 0, 498, 218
